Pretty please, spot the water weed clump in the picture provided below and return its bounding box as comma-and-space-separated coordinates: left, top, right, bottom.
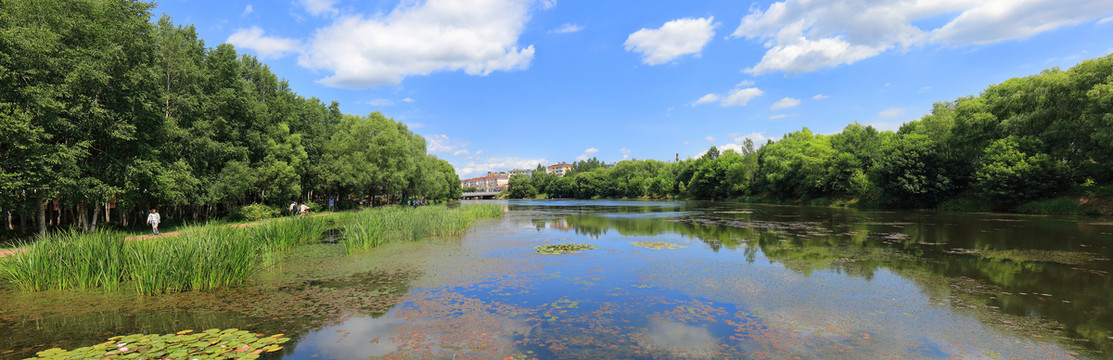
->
343, 204, 503, 254
1, 229, 126, 291
27, 329, 289, 359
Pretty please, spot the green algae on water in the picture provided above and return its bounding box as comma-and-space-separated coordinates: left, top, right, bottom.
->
535, 243, 598, 255
630, 241, 686, 250
26, 329, 289, 359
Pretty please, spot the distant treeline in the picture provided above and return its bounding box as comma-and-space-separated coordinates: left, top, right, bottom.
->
509, 54, 1113, 211
0, 0, 461, 235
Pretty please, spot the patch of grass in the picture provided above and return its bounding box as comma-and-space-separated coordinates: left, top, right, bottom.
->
1015, 197, 1085, 215
1, 229, 127, 291
342, 204, 503, 254
129, 228, 262, 295
630, 241, 686, 250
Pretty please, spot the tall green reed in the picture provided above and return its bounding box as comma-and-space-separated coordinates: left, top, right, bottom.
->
0, 229, 126, 291
342, 204, 502, 254
129, 227, 261, 295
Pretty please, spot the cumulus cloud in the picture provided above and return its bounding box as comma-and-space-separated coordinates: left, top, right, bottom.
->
551, 23, 583, 34
813, 94, 829, 100
713, 132, 770, 156
425, 134, 471, 154
731, 0, 1113, 74
770, 97, 801, 110
459, 156, 547, 177
299, 0, 536, 88
453, 149, 470, 156
705, 136, 715, 142
300, 0, 339, 16
401, 98, 416, 103
721, 87, 764, 106
242, 5, 254, 17
620, 147, 632, 159
575, 148, 600, 161
625, 17, 716, 65
691, 93, 720, 106
226, 27, 301, 59
879, 107, 906, 118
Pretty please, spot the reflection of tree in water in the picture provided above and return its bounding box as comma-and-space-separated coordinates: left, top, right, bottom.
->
557, 211, 1113, 357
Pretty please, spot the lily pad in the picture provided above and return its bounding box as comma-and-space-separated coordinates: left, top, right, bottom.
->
631, 241, 686, 250
26, 329, 290, 359
535, 243, 598, 255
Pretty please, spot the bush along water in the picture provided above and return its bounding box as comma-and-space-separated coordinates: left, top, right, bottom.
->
342, 204, 503, 254
0, 216, 337, 295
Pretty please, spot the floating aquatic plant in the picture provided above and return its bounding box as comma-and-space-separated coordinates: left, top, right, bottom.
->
630, 241, 686, 250
27, 329, 289, 359
535, 243, 598, 254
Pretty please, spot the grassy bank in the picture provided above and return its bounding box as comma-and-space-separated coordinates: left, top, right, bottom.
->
0, 205, 501, 295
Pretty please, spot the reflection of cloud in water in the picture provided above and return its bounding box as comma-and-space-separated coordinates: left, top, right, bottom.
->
305, 315, 409, 359
639, 321, 720, 357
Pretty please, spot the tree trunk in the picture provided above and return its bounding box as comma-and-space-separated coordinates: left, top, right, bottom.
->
78, 201, 89, 232
105, 201, 110, 225
36, 200, 46, 236
4, 210, 11, 231
123, 208, 128, 227
91, 205, 101, 232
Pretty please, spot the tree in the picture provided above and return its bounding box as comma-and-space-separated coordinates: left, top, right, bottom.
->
974, 136, 1069, 208
507, 175, 537, 199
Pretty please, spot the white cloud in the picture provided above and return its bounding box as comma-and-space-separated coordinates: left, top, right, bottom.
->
459, 156, 547, 177
721, 87, 763, 106
691, 93, 720, 106
812, 94, 829, 100
453, 149, 470, 156
401, 98, 416, 103
299, 0, 536, 88
731, 0, 1113, 74
367, 98, 394, 106
879, 107, 906, 118
625, 17, 717, 65
769, 114, 791, 119
242, 5, 254, 17
540, 0, 556, 10
551, 23, 583, 34
713, 132, 771, 156
405, 122, 425, 129
705, 136, 715, 142
735, 80, 755, 87
1100, 17, 1113, 24
226, 27, 301, 59
426, 134, 470, 154
770, 97, 801, 110
300, 0, 338, 16
619, 147, 632, 159
575, 148, 600, 161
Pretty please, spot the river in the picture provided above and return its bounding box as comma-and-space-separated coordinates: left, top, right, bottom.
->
2, 200, 1112, 359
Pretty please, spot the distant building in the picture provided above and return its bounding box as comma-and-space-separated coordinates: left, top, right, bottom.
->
461, 175, 509, 192
546, 162, 573, 178
487, 171, 508, 178
508, 168, 533, 177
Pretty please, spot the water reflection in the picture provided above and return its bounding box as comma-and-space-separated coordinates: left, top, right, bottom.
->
275, 200, 1111, 359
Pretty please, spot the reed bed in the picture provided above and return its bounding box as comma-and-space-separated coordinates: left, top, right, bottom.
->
0, 215, 340, 294
1, 229, 126, 291
343, 204, 502, 254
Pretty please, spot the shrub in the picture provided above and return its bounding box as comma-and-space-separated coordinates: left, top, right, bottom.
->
1016, 198, 1083, 215
233, 204, 281, 221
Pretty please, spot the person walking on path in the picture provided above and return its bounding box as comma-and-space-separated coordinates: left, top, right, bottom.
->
289, 201, 298, 217
299, 203, 310, 216
146, 209, 161, 236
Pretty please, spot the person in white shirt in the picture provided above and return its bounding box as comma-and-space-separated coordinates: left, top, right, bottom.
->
299, 203, 310, 216
146, 209, 161, 236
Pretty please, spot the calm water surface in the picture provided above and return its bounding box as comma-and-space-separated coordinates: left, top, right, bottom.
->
3, 200, 1113, 359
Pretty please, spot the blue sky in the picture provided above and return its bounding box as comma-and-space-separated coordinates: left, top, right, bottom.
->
153, 0, 1113, 177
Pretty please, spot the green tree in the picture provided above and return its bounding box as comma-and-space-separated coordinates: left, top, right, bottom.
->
974, 136, 1069, 208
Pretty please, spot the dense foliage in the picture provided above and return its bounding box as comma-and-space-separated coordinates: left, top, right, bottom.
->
0, 0, 461, 236
510, 54, 1113, 212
